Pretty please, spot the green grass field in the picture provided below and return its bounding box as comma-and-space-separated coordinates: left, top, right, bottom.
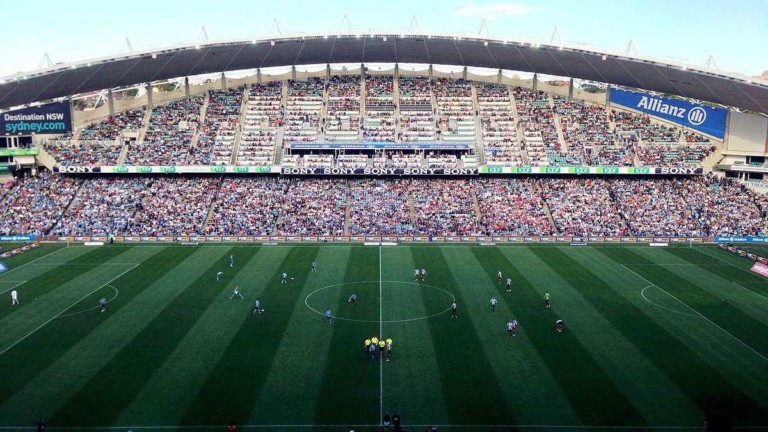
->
0, 243, 767, 431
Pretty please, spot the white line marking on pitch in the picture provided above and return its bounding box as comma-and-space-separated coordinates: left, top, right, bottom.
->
0, 245, 70, 275
378, 245, 384, 422
0, 424, 711, 430
0, 264, 138, 358
0, 281, 28, 296
622, 264, 768, 363
640, 285, 701, 318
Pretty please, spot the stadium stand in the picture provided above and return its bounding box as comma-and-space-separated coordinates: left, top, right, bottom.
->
204, 177, 288, 235
477, 83, 523, 166
284, 78, 324, 144
475, 177, 554, 235
124, 97, 204, 166
0, 171, 80, 236
433, 78, 476, 145
399, 76, 436, 143
239, 81, 283, 166
363, 75, 396, 142
52, 177, 149, 236
123, 177, 219, 236
348, 179, 416, 235
325, 75, 361, 142
192, 87, 245, 165
513, 87, 559, 166
275, 178, 348, 235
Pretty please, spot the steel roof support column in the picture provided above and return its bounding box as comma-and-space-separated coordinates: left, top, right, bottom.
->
221, 72, 227, 90
146, 83, 153, 110
256, 69, 262, 84
184, 77, 190, 98
68, 96, 75, 133
291, 65, 297, 81
533, 73, 538, 92
605, 84, 610, 107
568, 78, 574, 101
394, 63, 399, 80
463, 66, 468, 80
107, 89, 115, 117
429, 64, 433, 80
497, 69, 502, 85
326, 64, 331, 81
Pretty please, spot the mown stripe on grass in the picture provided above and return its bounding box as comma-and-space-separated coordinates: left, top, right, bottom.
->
313, 246, 380, 425
116, 246, 292, 426
619, 247, 768, 359
248, 246, 354, 425
378, 246, 451, 425
659, 248, 768, 317
411, 247, 514, 425
443, 247, 581, 425
49, 247, 251, 426
572, 247, 768, 426
180, 246, 321, 426
471, 246, 645, 427
0, 245, 141, 404
0, 245, 197, 425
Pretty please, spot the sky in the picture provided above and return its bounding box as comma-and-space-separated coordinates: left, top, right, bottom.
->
1, 0, 766, 78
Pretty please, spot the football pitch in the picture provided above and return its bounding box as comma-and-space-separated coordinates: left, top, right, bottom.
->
0, 243, 767, 431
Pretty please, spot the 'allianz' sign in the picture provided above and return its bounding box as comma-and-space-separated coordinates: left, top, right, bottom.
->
610, 88, 726, 139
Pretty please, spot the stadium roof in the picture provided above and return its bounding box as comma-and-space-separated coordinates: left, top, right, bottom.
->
1, 32, 767, 114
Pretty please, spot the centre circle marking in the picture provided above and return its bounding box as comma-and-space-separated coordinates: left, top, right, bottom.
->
304, 280, 456, 323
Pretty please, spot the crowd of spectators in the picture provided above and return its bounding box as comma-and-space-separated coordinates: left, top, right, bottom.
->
79, 108, 146, 140
283, 78, 323, 144
542, 178, 629, 236
52, 178, 149, 236
325, 75, 361, 142
43, 139, 124, 166
193, 87, 245, 165
348, 179, 415, 235
205, 177, 288, 235
1, 172, 766, 238
0, 170, 80, 236
478, 83, 523, 165
399, 76, 436, 142
475, 177, 554, 235
636, 143, 715, 166
364, 75, 396, 142
433, 78, 476, 145
513, 87, 559, 166
123, 177, 218, 236
275, 178, 347, 235
125, 97, 204, 166
239, 81, 282, 166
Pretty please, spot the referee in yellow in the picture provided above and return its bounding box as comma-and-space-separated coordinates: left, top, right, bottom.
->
385, 338, 393, 361
378, 338, 386, 357
364, 338, 371, 355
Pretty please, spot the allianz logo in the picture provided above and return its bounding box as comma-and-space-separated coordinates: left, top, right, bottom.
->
637, 96, 707, 125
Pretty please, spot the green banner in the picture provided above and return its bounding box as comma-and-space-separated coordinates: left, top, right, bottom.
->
0, 148, 38, 157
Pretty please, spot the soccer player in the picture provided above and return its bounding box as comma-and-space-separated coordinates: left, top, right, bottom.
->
414, 268, 420, 280
378, 338, 386, 356
544, 291, 551, 308
325, 308, 332, 324
216, 271, 224, 282
511, 319, 519, 336
281, 272, 288, 284
556, 319, 564, 332
497, 270, 502, 284
99, 296, 107, 313
369, 341, 377, 359
253, 298, 263, 314
230, 285, 244, 300
383, 412, 391, 430
506, 277, 512, 293
386, 339, 393, 361
490, 297, 497, 312
420, 268, 427, 281
347, 293, 357, 303
229, 254, 234, 268
311, 260, 317, 272
451, 301, 458, 318
364, 338, 371, 354
11, 289, 19, 305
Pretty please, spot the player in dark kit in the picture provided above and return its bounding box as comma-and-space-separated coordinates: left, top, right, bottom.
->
556, 319, 564, 332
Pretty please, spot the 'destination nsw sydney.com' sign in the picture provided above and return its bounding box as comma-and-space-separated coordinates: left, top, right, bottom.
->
610, 88, 727, 139
0, 101, 72, 135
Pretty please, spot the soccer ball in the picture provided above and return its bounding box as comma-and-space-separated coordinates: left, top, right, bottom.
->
291, 277, 294, 280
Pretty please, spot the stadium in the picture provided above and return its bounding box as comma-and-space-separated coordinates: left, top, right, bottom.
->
1, 3, 768, 431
